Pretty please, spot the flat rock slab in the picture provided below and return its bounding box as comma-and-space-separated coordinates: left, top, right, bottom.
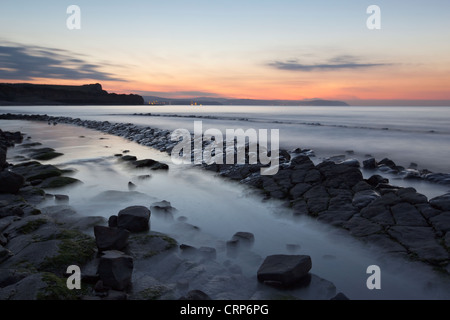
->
391, 202, 428, 226
388, 226, 448, 263
343, 216, 383, 237
257, 254, 312, 286
430, 193, 450, 211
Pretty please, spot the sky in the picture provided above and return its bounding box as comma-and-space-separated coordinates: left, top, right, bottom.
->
0, 0, 450, 104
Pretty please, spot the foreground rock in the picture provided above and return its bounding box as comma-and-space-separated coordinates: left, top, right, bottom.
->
117, 206, 151, 233
98, 250, 134, 291
94, 226, 130, 252
257, 255, 312, 286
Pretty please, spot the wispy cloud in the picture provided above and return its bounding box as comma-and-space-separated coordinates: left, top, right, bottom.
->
268, 55, 390, 72
0, 42, 124, 81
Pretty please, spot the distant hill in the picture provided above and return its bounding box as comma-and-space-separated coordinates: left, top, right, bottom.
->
144, 96, 349, 106
0, 83, 144, 105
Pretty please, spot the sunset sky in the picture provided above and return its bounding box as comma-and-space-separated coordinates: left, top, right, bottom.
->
1, 0, 449, 104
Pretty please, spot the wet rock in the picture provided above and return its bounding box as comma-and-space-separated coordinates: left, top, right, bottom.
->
397, 188, 428, 205
94, 226, 130, 252
343, 216, 383, 237
445, 232, 450, 249
150, 200, 176, 220
179, 290, 211, 300
289, 183, 312, 199
352, 190, 380, 209
121, 155, 137, 162
40, 176, 81, 189
0, 246, 13, 263
54, 194, 69, 203
429, 212, 450, 234
363, 158, 377, 169
179, 244, 198, 257
391, 203, 428, 226
317, 210, 355, 226
231, 232, 255, 248
117, 206, 151, 233
108, 215, 118, 228
352, 181, 373, 193
317, 161, 363, 189
363, 234, 407, 253
339, 159, 360, 167
257, 254, 312, 286
367, 175, 389, 187
416, 204, 442, 219
378, 158, 397, 169
331, 292, 350, 300
388, 226, 448, 263
98, 250, 133, 291
430, 193, 450, 211
360, 205, 395, 226
0, 171, 25, 194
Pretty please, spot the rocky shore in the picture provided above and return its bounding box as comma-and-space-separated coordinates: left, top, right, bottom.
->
1, 112, 449, 300
0, 125, 345, 300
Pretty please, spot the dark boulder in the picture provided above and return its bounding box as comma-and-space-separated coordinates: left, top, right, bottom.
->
117, 206, 151, 232
363, 158, 377, 169
94, 226, 130, 252
257, 254, 312, 286
0, 171, 25, 194
98, 250, 133, 291
367, 175, 389, 187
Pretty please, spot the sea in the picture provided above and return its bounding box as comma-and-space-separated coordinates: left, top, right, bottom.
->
0, 105, 449, 300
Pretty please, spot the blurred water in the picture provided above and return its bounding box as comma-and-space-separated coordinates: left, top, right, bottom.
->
2, 120, 450, 300
1, 105, 449, 174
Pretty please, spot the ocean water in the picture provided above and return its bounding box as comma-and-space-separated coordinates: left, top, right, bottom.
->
1, 106, 450, 300
1, 105, 449, 173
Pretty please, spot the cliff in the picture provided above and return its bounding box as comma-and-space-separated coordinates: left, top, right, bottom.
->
0, 83, 144, 105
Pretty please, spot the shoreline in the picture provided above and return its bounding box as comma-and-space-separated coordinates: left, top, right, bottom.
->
1, 113, 450, 300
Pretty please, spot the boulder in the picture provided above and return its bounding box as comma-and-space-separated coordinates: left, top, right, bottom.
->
231, 232, 255, 248
98, 250, 133, 291
363, 158, 377, 169
108, 215, 118, 228
117, 206, 151, 232
0, 147, 6, 169
150, 200, 176, 220
257, 254, 312, 286
0, 171, 25, 194
366, 175, 389, 187
94, 226, 130, 252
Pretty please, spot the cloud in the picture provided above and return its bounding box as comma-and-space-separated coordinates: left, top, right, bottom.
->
268, 55, 389, 72
0, 42, 124, 81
